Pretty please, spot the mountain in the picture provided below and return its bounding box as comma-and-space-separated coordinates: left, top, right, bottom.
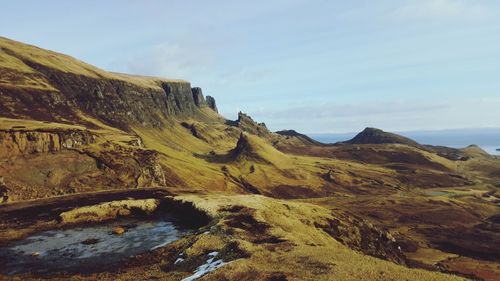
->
0, 36, 219, 131
344, 127, 421, 147
0, 37, 499, 281
275, 129, 324, 146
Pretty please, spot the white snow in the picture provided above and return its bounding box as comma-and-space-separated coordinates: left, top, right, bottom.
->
181, 251, 228, 281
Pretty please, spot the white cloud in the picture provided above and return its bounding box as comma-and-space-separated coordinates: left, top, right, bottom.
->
217, 67, 276, 86
242, 98, 500, 133
392, 0, 492, 22
125, 42, 213, 79
254, 100, 447, 120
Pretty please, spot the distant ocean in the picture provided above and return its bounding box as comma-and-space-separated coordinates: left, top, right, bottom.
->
309, 128, 500, 156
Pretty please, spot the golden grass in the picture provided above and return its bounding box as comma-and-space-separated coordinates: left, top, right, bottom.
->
406, 247, 458, 265
0, 36, 188, 90
0, 117, 87, 131
59, 199, 159, 224
178, 194, 467, 281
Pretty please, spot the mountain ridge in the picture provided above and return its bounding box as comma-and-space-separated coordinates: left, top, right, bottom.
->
0, 36, 219, 131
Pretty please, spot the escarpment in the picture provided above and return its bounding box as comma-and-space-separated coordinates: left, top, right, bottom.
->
0, 129, 97, 157
0, 37, 219, 130
0, 64, 218, 130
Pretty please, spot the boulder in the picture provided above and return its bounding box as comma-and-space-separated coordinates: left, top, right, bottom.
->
112, 226, 126, 235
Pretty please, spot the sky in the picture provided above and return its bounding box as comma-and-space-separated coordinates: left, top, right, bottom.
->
1, 0, 500, 133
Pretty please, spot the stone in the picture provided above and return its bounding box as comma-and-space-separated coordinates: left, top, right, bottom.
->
112, 226, 126, 235
0, 176, 8, 203
0, 130, 96, 158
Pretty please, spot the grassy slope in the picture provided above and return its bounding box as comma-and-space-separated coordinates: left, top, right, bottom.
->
179, 194, 467, 281
0, 36, 185, 91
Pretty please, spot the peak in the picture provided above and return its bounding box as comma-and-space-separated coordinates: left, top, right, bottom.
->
237, 112, 253, 122
205, 96, 218, 113
276, 130, 322, 146
276, 130, 300, 136
362, 127, 383, 133
191, 87, 206, 107
346, 127, 420, 147
229, 112, 271, 138
461, 144, 490, 157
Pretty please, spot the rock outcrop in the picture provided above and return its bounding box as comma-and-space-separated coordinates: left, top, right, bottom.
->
0, 177, 8, 203
136, 151, 167, 187
206, 96, 218, 112
191, 87, 207, 107
0, 37, 219, 130
0, 129, 97, 158
230, 112, 272, 138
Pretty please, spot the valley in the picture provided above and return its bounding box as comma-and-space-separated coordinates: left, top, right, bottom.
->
0, 36, 499, 281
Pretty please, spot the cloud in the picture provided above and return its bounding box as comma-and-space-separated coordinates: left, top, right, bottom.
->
217, 67, 276, 86
124, 42, 213, 79
241, 98, 500, 133
391, 0, 492, 22
253, 100, 448, 120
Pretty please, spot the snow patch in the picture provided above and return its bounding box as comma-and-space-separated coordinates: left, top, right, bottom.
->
181, 251, 228, 281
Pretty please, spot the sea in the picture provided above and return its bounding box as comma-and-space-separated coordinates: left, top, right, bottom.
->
309, 128, 500, 156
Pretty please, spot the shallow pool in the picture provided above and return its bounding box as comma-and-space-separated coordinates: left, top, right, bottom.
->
0, 215, 193, 275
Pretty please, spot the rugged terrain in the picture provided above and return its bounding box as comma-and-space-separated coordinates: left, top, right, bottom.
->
0, 36, 499, 280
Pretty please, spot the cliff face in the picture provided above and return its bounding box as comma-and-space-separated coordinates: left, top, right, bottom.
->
1, 64, 217, 130
0, 129, 97, 158
0, 37, 218, 130
205, 95, 218, 113
0, 128, 168, 202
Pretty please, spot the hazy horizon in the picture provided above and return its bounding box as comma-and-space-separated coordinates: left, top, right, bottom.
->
303, 126, 500, 136
2, 0, 499, 132
308, 127, 500, 155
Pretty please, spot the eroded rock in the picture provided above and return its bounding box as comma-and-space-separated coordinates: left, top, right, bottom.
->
206, 96, 218, 113
0, 129, 96, 157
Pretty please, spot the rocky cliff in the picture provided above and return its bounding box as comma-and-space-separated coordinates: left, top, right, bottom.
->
0, 37, 218, 131
0, 129, 97, 158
